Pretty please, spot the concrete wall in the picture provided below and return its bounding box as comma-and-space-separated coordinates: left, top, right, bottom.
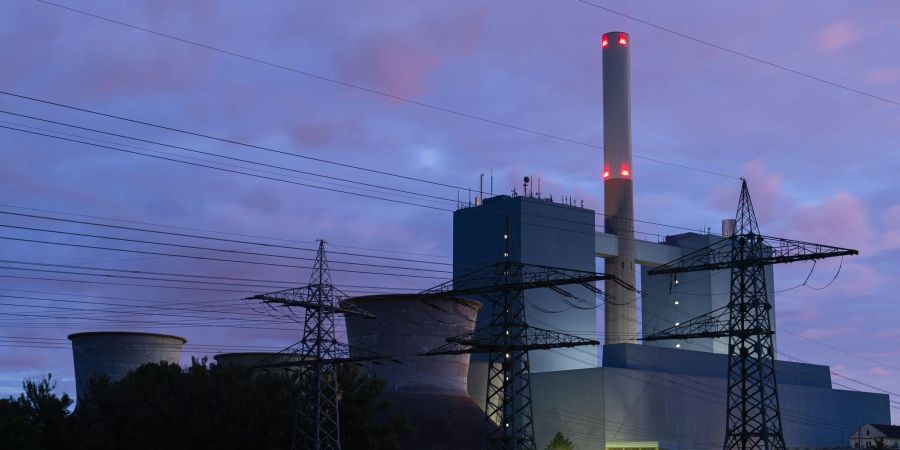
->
68, 331, 185, 400
454, 195, 598, 373
345, 295, 487, 450
530, 344, 890, 450
345, 294, 481, 396
641, 233, 776, 354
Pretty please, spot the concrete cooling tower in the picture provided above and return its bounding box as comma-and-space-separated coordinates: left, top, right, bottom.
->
344, 294, 487, 450
68, 331, 186, 400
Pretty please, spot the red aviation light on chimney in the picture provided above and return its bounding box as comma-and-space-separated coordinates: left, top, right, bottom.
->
620, 166, 631, 177
603, 167, 610, 179
601, 36, 609, 48
618, 34, 628, 46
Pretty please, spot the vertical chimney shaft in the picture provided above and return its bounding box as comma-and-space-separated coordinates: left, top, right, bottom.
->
602, 31, 638, 345
722, 219, 736, 238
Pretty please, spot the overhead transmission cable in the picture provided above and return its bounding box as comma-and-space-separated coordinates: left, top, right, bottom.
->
574, 0, 900, 108
0, 202, 452, 260
0, 224, 451, 275
24, 2, 737, 179
0, 111, 456, 206
0, 110, 716, 239
0, 210, 451, 266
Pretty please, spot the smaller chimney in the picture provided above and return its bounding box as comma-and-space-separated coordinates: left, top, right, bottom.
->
722, 219, 736, 238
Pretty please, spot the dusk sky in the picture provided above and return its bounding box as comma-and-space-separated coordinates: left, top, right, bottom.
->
2, 0, 899, 420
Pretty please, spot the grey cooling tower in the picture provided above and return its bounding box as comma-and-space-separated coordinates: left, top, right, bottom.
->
344, 294, 488, 450
68, 331, 186, 400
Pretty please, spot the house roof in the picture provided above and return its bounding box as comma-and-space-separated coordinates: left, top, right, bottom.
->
871, 424, 900, 439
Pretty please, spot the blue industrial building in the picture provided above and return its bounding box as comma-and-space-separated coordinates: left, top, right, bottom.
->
640, 232, 776, 354
446, 28, 889, 450
453, 196, 890, 450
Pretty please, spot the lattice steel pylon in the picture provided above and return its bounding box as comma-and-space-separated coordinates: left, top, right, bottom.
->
418, 219, 630, 450
247, 240, 387, 450
644, 179, 858, 450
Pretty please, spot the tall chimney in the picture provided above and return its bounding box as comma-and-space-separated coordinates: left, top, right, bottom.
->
602, 31, 637, 345
722, 218, 736, 238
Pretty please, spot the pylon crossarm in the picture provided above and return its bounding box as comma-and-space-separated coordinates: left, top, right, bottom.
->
419, 262, 624, 297
642, 305, 731, 341
254, 341, 395, 368
647, 235, 858, 276
250, 293, 375, 318
421, 326, 599, 356
523, 326, 600, 349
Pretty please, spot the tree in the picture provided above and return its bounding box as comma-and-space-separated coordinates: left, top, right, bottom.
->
0, 361, 407, 449
69, 359, 406, 449
0, 374, 72, 450
546, 431, 575, 450
338, 363, 409, 450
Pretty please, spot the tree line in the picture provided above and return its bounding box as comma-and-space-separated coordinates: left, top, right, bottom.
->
0, 359, 407, 450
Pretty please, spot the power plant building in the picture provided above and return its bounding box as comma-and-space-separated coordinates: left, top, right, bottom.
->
56, 28, 893, 450
640, 230, 776, 354
450, 30, 890, 450
453, 194, 598, 372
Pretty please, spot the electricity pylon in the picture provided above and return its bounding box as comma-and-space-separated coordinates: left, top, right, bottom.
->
644, 179, 858, 450
248, 240, 386, 450
416, 219, 632, 450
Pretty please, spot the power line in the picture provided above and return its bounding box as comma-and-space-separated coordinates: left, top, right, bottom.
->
0, 124, 452, 212
0, 202, 452, 260
0, 265, 294, 290
0, 98, 738, 243
575, 0, 900, 108
0, 210, 450, 266
0, 124, 718, 252
0, 264, 434, 296
1, 119, 729, 250
0, 273, 418, 295
0, 109, 721, 238
0, 262, 418, 292
0, 110, 459, 206
0, 84, 470, 189
6, 6, 739, 180
0, 223, 452, 274
0, 207, 717, 271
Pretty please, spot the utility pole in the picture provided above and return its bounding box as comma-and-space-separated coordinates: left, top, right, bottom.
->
407, 217, 633, 450
644, 179, 858, 450
248, 240, 388, 450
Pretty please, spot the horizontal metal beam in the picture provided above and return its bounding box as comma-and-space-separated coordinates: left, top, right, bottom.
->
647, 234, 858, 275
595, 232, 684, 266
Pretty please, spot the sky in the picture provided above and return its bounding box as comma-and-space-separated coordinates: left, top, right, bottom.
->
1, 0, 899, 422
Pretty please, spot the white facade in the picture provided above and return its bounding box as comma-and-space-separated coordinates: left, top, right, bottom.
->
852, 424, 900, 449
